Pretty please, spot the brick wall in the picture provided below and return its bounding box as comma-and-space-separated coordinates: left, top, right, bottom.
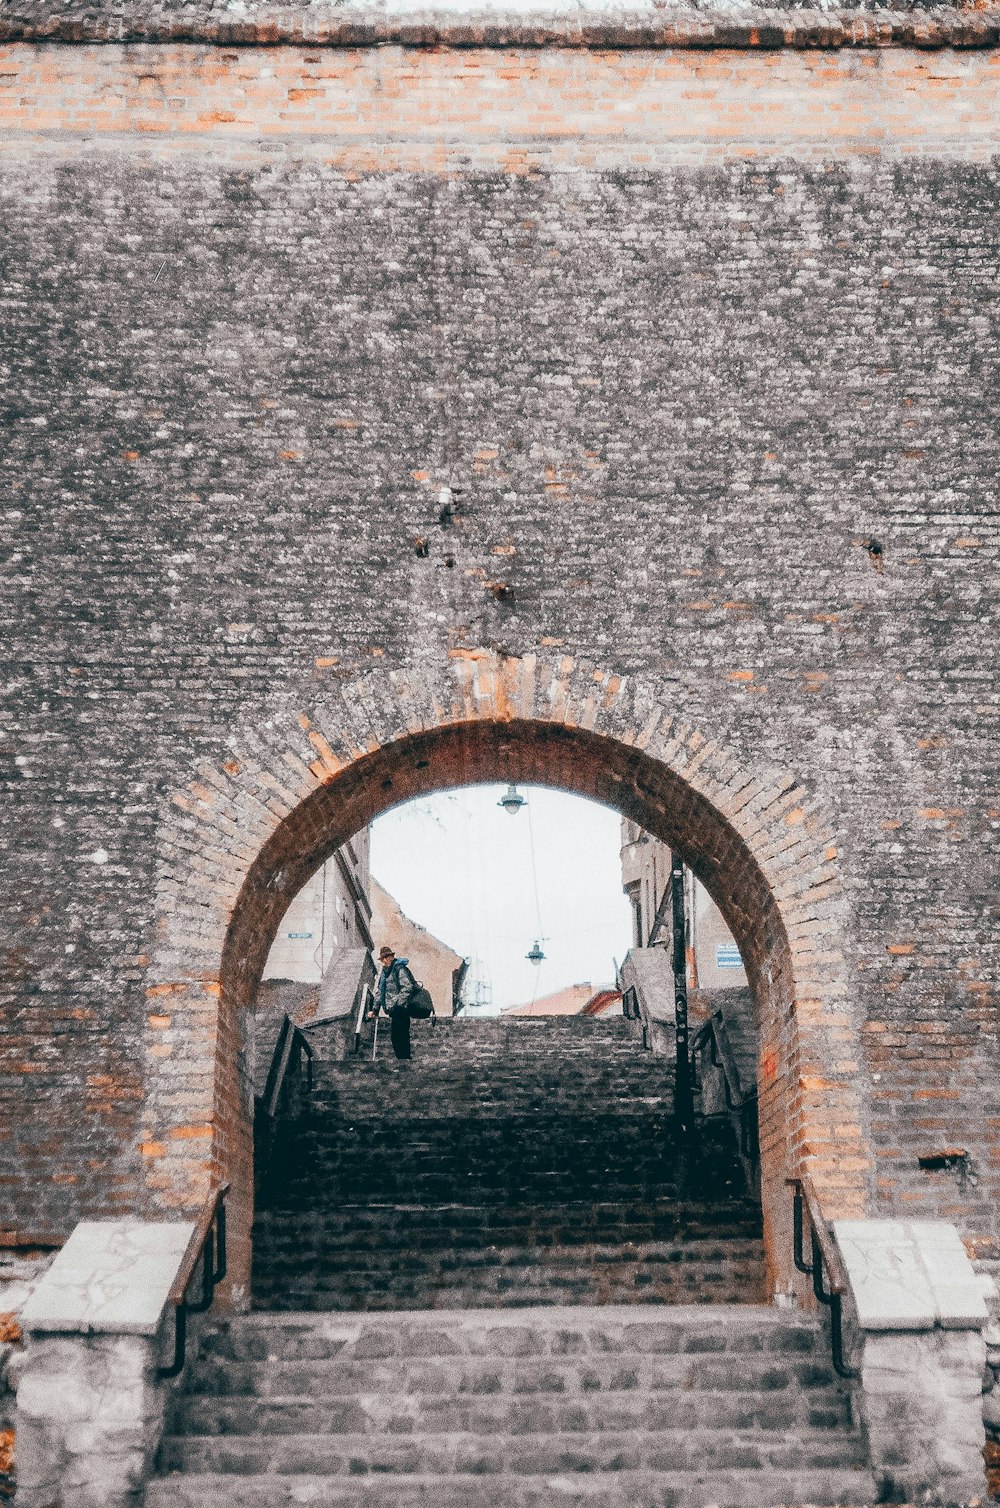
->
0, 39, 996, 1300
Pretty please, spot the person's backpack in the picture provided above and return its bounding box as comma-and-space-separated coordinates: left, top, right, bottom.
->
407, 984, 434, 1020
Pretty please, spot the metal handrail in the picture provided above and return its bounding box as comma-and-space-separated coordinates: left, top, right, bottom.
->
690, 1010, 758, 1165
158, 1181, 229, 1380
620, 985, 649, 1049
256, 1013, 316, 1185
691, 1011, 749, 1109
262, 1012, 314, 1122
354, 983, 375, 1055
788, 1174, 857, 1380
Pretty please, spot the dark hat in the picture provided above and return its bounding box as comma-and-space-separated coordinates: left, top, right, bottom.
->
378, 945, 395, 960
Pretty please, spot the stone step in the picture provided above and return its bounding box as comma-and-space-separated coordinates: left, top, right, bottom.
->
252, 1236, 766, 1264
250, 1287, 767, 1313
252, 1277, 768, 1312
262, 1181, 711, 1208
283, 1119, 679, 1146
315, 1055, 661, 1079
319, 1017, 641, 1045
160, 1428, 869, 1476
147, 1467, 878, 1508
258, 1184, 748, 1215
251, 1242, 767, 1272
190, 1305, 832, 1366
173, 1390, 854, 1436
311, 1044, 668, 1073
253, 1201, 763, 1237
315, 1046, 667, 1064
153, 1310, 870, 1508
253, 1223, 765, 1251
310, 1062, 673, 1083
187, 1349, 833, 1397
321, 1033, 654, 1053
260, 1166, 740, 1204
305, 1088, 677, 1116
316, 1047, 669, 1064
275, 1157, 677, 1180
264, 1151, 698, 1180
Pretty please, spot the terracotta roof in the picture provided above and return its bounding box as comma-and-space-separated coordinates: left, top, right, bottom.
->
505, 982, 619, 1017
581, 988, 622, 1018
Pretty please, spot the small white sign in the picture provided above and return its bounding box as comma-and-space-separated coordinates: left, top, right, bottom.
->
716, 943, 743, 970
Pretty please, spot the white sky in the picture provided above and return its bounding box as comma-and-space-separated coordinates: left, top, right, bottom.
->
369, 785, 633, 1012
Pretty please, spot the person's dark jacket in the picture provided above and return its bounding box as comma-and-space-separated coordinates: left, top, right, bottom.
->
377, 957, 416, 1014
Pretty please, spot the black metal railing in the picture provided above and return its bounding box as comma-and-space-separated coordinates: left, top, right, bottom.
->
789, 1174, 858, 1380
620, 983, 651, 1048
158, 1181, 229, 1379
621, 985, 641, 1021
262, 1012, 315, 1118
690, 1010, 759, 1169
354, 982, 376, 1055
669, 858, 694, 1135
256, 1013, 315, 1178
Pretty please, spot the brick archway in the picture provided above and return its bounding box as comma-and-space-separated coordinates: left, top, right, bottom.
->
147, 650, 869, 1301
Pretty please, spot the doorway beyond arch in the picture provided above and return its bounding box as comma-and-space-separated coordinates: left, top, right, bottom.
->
145, 650, 869, 1301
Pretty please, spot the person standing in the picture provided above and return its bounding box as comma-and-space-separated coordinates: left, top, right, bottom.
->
374, 945, 416, 1060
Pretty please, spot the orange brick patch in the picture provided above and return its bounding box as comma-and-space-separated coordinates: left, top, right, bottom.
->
4, 45, 1000, 172
985, 1439, 1000, 1499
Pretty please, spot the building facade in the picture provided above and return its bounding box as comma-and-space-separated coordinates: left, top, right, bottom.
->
262, 833, 372, 984
621, 819, 749, 990
1, 1, 999, 1493
369, 876, 467, 1018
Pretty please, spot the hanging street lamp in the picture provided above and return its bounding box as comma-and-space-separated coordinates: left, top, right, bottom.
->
498, 783, 527, 815
526, 940, 545, 965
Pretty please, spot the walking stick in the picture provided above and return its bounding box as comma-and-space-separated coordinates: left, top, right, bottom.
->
372, 1013, 379, 1061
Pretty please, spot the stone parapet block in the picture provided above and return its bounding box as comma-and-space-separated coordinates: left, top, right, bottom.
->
832, 1218, 993, 1502
20, 1220, 195, 1337
15, 1220, 198, 1508
859, 1328, 989, 1502
15, 1333, 165, 1508
833, 1218, 990, 1331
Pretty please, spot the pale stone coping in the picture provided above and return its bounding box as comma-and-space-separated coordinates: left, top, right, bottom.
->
619, 947, 675, 1023
314, 946, 373, 1023
20, 1220, 196, 1336
833, 1219, 991, 1333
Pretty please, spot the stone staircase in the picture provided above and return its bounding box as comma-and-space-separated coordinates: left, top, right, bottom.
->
252, 1014, 766, 1310
147, 1012, 875, 1506
148, 1306, 876, 1507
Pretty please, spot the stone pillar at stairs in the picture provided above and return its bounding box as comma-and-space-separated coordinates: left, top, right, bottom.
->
14, 1221, 194, 1508
833, 1218, 995, 1504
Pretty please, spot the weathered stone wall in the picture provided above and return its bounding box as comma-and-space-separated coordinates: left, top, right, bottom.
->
0, 40, 997, 1290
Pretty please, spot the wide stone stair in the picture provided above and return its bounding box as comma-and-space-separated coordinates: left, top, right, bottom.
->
148, 1306, 876, 1507
252, 1014, 766, 1310
147, 1013, 875, 1505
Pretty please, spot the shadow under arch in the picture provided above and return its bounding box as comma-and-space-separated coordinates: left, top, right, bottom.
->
202, 716, 866, 1302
